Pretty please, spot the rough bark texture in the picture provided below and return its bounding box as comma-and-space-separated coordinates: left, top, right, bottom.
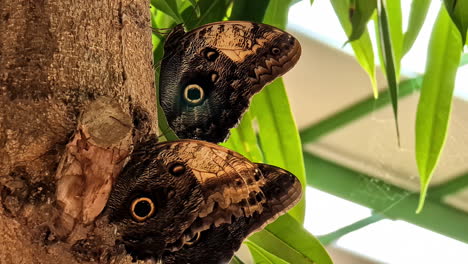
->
0, 0, 156, 263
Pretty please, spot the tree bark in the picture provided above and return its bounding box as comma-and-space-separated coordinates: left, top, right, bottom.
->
0, 0, 156, 262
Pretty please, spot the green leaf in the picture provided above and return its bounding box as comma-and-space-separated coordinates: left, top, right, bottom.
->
187, 0, 201, 17
377, 0, 400, 144
402, 0, 431, 55
221, 111, 264, 162
151, 0, 183, 24
182, 0, 231, 30
245, 241, 290, 264
374, 0, 403, 78
331, 0, 378, 98
249, 214, 333, 264
156, 103, 179, 141
230, 256, 246, 264
229, 0, 270, 22
347, 0, 377, 42
385, 0, 403, 78
444, 0, 468, 45
250, 79, 306, 223
263, 0, 294, 29
310, 0, 314, 4
415, 4, 463, 212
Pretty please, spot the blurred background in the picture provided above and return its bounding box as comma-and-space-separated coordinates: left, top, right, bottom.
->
284, 1, 468, 263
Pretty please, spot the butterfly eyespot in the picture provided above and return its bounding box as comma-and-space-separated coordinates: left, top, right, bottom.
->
130, 197, 155, 222
202, 48, 219, 61
184, 232, 201, 246
271, 47, 281, 55
183, 84, 205, 105
168, 162, 186, 176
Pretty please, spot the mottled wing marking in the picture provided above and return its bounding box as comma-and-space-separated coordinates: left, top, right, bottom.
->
157, 140, 267, 231
189, 22, 280, 63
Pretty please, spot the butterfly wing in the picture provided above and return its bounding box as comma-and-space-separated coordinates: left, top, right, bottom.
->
107, 140, 302, 263
159, 21, 301, 143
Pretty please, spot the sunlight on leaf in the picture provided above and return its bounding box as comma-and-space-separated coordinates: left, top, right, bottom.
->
378, 0, 400, 144
415, 4, 463, 212
403, 0, 431, 55
347, 0, 377, 43
249, 214, 333, 264
331, 0, 378, 98
444, 0, 468, 45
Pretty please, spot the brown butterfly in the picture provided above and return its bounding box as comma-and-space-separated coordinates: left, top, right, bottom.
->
158, 21, 301, 143
107, 139, 302, 263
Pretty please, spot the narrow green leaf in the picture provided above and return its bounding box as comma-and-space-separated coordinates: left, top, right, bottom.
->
347, 0, 377, 42
310, 0, 314, 5
415, 5, 463, 212
374, 0, 403, 80
403, 0, 431, 55
151, 8, 178, 141
249, 214, 333, 264
331, 0, 378, 98
250, 79, 306, 223
385, 0, 403, 78
245, 242, 290, 264
221, 111, 264, 163
151, 0, 183, 24
156, 103, 179, 141
187, 0, 201, 17
378, 0, 400, 144
444, 0, 468, 45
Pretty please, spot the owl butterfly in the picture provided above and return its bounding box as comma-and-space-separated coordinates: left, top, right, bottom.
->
107, 140, 302, 263
159, 21, 301, 143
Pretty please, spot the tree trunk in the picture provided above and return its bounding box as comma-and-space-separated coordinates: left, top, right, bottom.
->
0, 0, 156, 262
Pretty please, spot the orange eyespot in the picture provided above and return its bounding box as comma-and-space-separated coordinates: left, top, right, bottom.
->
130, 197, 155, 221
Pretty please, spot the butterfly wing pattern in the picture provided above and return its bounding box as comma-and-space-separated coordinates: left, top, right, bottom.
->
108, 140, 302, 263
159, 21, 301, 143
